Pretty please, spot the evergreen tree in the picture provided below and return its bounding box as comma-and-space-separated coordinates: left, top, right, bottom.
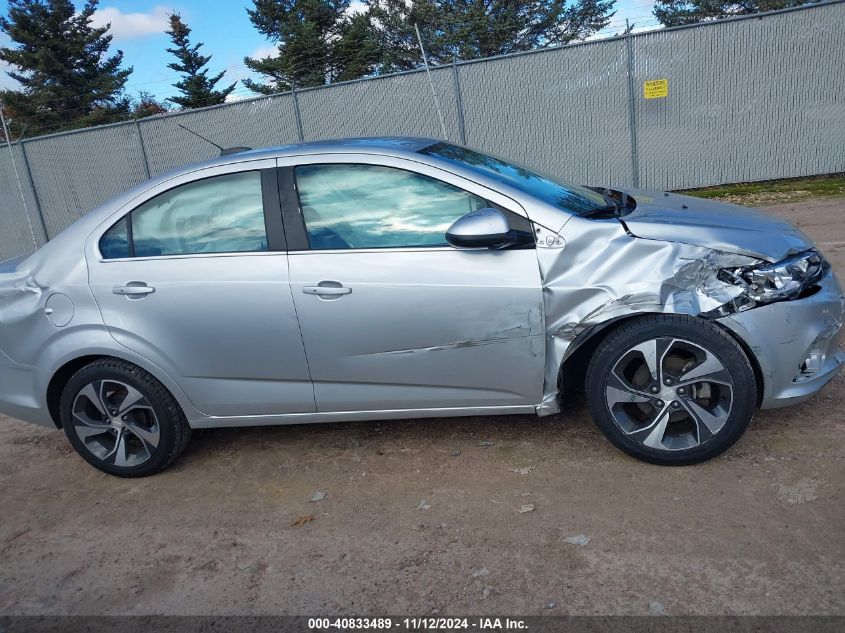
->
365, 0, 443, 72
0, 0, 132, 135
446, 0, 616, 57
243, 0, 351, 93
653, 0, 819, 26
366, 0, 617, 72
166, 13, 236, 109
132, 91, 168, 119
332, 12, 382, 82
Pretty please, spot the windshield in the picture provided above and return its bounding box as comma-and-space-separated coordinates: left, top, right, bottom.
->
418, 142, 610, 215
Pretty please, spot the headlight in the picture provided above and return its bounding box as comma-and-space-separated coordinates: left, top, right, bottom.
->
719, 249, 828, 305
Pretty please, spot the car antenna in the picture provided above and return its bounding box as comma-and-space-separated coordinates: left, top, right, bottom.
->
176, 123, 251, 156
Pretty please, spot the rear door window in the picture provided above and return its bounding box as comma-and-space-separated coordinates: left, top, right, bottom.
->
99, 171, 268, 259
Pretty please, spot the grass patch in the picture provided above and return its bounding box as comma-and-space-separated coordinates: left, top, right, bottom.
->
680, 173, 845, 206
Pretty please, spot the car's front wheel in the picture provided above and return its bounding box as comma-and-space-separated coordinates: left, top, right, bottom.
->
585, 314, 757, 465
60, 359, 190, 477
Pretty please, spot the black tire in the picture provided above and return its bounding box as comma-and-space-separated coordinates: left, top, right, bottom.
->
585, 314, 756, 465
60, 358, 190, 477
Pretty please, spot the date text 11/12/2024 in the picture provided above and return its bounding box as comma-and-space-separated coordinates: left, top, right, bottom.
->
308, 617, 528, 630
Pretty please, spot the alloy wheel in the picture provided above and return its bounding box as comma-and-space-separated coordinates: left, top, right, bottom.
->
70, 379, 161, 467
604, 337, 734, 451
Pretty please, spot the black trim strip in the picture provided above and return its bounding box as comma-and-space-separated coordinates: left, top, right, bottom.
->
260, 168, 286, 251
277, 166, 310, 251
126, 213, 135, 258
488, 201, 536, 249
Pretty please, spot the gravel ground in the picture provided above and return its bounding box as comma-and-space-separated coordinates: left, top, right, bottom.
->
1, 197, 843, 616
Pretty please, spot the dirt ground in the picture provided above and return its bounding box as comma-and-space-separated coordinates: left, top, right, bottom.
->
1, 197, 844, 617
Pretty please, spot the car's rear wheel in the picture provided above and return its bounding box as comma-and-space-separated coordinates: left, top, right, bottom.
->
60, 359, 190, 477
585, 314, 756, 465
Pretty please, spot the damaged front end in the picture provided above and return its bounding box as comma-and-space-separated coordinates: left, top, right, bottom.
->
706, 249, 828, 317
535, 212, 844, 415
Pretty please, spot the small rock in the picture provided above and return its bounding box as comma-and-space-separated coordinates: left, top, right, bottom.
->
450, 449, 462, 457
545, 602, 556, 610
479, 440, 495, 447
431, 609, 440, 615
291, 514, 315, 527
563, 534, 591, 546
519, 503, 535, 513
472, 568, 490, 578
482, 586, 491, 598
309, 491, 326, 502
417, 499, 431, 510
509, 466, 535, 475
237, 559, 256, 571
648, 601, 667, 616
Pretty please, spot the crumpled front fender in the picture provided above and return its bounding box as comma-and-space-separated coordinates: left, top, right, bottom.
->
536, 218, 759, 415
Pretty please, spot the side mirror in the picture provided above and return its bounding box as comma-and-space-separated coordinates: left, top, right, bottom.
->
446, 208, 533, 249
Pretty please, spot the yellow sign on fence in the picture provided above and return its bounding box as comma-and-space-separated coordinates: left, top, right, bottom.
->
643, 79, 669, 99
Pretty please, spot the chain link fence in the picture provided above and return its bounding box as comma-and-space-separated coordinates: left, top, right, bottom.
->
1, 1, 843, 261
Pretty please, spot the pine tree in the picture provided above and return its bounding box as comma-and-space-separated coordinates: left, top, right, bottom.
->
166, 13, 236, 109
452, 0, 617, 57
653, 0, 818, 27
0, 0, 132, 136
366, 0, 617, 73
132, 91, 168, 119
332, 13, 381, 82
365, 0, 444, 72
242, 0, 354, 93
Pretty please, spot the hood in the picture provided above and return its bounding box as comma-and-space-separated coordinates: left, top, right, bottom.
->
618, 189, 813, 262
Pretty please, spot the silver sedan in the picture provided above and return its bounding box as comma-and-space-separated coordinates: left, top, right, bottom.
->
0, 137, 842, 476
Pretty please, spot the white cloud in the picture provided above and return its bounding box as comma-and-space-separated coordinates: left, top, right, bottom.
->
221, 46, 278, 100
346, 1, 366, 15
0, 33, 19, 90
91, 5, 171, 41
249, 45, 277, 60
0, 61, 20, 90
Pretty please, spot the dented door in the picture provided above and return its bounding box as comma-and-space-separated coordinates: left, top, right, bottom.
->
289, 248, 544, 412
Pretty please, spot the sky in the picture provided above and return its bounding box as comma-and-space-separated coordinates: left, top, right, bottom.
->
0, 0, 661, 105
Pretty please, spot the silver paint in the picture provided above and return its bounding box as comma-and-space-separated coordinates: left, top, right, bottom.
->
0, 137, 842, 432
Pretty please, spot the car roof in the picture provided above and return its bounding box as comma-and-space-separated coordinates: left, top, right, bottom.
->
157, 136, 441, 180
222, 136, 437, 162
43, 137, 453, 245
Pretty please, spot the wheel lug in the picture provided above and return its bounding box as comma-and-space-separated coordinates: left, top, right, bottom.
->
677, 387, 686, 395
122, 415, 127, 421
649, 386, 659, 394
654, 400, 664, 408
671, 400, 680, 409
664, 378, 673, 385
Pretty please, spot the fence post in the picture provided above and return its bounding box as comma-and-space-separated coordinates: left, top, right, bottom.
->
624, 32, 640, 188
291, 87, 305, 142
18, 140, 50, 243
134, 118, 151, 179
452, 61, 467, 145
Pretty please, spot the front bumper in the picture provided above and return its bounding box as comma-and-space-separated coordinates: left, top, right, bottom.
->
718, 269, 845, 409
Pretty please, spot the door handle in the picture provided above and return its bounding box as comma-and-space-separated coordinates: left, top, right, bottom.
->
303, 284, 351, 296
113, 284, 155, 296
